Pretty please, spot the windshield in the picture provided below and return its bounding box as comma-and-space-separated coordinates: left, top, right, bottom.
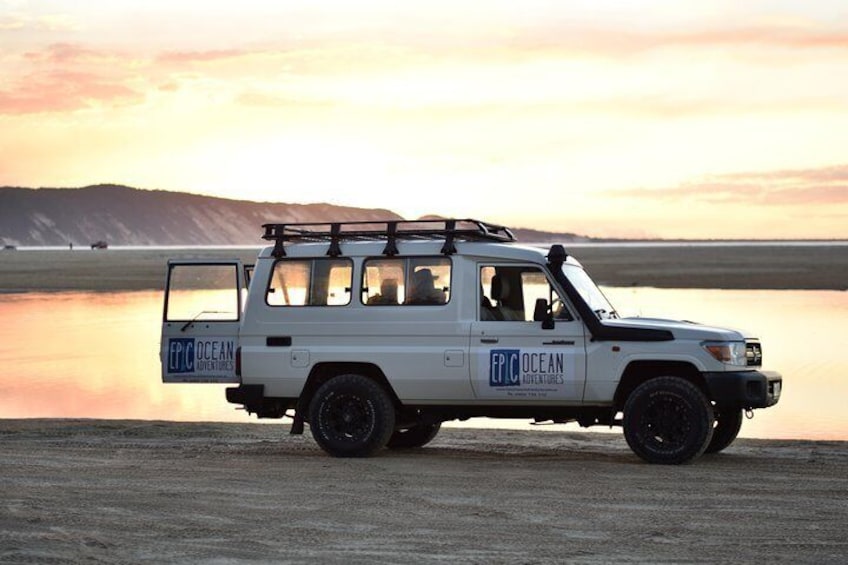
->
561, 264, 618, 320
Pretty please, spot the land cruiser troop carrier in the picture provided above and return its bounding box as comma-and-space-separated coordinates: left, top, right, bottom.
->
160, 219, 782, 464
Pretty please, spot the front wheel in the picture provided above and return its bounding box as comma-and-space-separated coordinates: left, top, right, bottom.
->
705, 408, 743, 454
623, 377, 714, 465
308, 374, 396, 457
386, 423, 441, 449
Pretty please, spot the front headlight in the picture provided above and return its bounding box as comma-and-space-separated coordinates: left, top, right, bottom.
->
702, 341, 747, 366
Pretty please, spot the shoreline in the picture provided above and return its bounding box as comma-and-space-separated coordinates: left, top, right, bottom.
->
1, 244, 847, 292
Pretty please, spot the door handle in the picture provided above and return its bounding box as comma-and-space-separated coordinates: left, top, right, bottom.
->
480, 337, 499, 344
543, 340, 574, 346
267, 336, 292, 347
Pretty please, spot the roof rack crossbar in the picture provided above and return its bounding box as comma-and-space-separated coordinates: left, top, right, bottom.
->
262, 219, 515, 257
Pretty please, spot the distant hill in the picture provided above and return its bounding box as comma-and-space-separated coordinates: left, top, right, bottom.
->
0, 185, 403, 246
509, 227, 593, 244
0, 184, 597, 247
416, 214, 593, 244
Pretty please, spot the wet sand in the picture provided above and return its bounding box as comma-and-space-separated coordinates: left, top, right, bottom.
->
0, 244, 846, 292
0, 419, 845, 563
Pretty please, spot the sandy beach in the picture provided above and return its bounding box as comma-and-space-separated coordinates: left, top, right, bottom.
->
1, 243, 846, 292
0, 419, 846, 563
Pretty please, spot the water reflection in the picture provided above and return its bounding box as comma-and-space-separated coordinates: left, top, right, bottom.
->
604, 287, 848, 441
0, 289, 845, 440
0, 292, 242, 423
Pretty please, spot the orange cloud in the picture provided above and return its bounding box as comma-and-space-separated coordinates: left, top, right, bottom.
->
0, 12, 78, 32
0, 14, 27, 31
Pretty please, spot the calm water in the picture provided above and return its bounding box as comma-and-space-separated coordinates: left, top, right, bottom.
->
1, 288, 845, 440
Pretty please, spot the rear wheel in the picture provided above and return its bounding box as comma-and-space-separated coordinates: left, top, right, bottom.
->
705, 408, 743, 454
386, 423, 441, 449
623, 377, 714, 465
308, 374, 395, 457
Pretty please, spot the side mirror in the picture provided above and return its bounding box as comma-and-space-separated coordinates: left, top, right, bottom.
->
533, 298, 555, 330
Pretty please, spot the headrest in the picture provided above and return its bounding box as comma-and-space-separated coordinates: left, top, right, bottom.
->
381, 278, 398, 299
491, 274, 510, 301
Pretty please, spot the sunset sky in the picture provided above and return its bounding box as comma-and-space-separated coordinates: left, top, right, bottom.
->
1, 1, 847, 238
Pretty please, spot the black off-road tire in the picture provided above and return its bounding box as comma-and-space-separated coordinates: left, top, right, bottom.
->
705, 408, 743, 454
308, 374, 396, 457
623, 377, 714, 465
386, 423, 441, 449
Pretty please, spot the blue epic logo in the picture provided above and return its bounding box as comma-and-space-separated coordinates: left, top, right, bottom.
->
168, 338, 195, 373
490, 349, 520, 387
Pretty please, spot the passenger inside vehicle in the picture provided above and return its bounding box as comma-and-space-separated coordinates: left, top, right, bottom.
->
407, 269, 446, 305
368, 278, 399, 305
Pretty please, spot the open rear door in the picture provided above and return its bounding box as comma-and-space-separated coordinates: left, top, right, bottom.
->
161, 260, 243, 383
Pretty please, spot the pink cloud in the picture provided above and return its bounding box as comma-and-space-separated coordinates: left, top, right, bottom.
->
720, 164, 848, 183
157, 49, 248, 64
2, 43, 146, 114
0, 70, 143, 114
606, 166, 848, 206
503, 25, 848, 60
24, 42, 101, 64
678, 27, 848, 50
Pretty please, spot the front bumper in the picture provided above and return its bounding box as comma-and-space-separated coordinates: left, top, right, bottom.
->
703, 370, 782, 409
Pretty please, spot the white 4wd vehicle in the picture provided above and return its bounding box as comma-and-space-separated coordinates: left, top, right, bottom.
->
160, 219, 782, 464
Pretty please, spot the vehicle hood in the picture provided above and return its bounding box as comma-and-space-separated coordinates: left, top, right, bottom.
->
605, 317, 752, 341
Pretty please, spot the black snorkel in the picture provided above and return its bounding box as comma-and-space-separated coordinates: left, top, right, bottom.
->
546, 244, 673, 342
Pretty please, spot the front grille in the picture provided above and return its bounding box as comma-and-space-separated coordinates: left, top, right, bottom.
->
746, 342, 762, 366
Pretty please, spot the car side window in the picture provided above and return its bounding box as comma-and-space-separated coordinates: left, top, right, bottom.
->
266, 259, 352, 306
407, 258, 450, 305
166, 264, 240, 322
479, 265, 571, 321
362, 257, 451, 306
363, 259, 405, 305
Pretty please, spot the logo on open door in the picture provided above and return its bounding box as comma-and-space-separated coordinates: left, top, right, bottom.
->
168, 338, 195, 373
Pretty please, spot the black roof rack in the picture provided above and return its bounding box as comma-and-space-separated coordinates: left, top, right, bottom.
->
261, 219, 516, 257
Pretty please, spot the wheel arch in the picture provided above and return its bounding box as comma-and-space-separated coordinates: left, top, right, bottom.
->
614, 360, 707, 410
297, 362, 401, 418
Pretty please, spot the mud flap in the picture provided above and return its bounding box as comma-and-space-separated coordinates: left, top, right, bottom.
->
290, 411, 305, 435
